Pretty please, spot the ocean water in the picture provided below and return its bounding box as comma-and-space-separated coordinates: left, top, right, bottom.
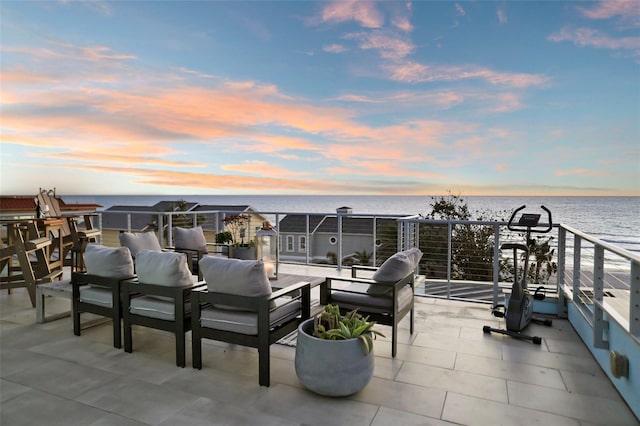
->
63, 195, 640, 254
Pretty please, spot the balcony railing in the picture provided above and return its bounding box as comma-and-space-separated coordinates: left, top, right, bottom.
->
89, 208, 638, 342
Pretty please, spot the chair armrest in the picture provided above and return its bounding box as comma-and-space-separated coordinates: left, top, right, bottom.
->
270, 280, 310, 299
71, 272, 136, 287
193, 280, 311, 318
205, 243, 229, 257
123, 280, 206, 298
351, 265, 378, 278
320, 274, 414, 305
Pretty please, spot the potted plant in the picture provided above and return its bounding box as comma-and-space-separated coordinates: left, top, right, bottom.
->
295, 304, 384, 396
222, 214, 256, 259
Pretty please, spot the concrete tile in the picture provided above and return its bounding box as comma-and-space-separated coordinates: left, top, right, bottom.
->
0, 348, 53, 378
413, 331, 503, 359
244, 383, 379, 426
442, 392, 580, 426
395, 360, 508, 403
76, 376, 201, 425
0, 388, 110, 426
502, 345, 604, 376
0, 378, 31, 402
507, 381, 639, 426
371, 406, 454, 426
158, 396, 299, 426
545, 337, 592, 357
455, 352, 566, 389
376, 339, 457, 369
559, 370, 621, 400
350, 376, 446, 419
5, 358, 120, 399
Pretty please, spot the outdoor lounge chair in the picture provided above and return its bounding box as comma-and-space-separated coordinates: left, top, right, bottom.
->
71, 244, 135, 348
121, 250, 205, 367
191, 256, 311, 386
171, 226, 229, 279
320, 248, 423, 357
119, 231, 163, 259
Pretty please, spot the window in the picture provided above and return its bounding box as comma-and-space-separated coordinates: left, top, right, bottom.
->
286, 235, 294, 252
298, 236, 307, 252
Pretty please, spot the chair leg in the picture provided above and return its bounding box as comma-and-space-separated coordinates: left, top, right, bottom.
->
410, 307, 414, 334
123, 319, 133, 353
176, 329, 186, 367
192, 332, 202, 369
73, 310, 81, 336
391, 320, 398, 358
258, 345, 270, 387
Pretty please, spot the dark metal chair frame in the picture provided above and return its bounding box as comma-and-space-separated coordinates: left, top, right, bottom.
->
320, 265, 415, 357
71, 272, 136, 349
121, 280, 206, 367
191, 280, 311, 386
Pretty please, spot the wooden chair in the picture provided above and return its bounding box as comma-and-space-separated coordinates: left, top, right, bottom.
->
71, 244, 135, 348
192, 256, 310, 386
1, 220, 63, 306
121, 250, 205, 367
320, 248, 423, 357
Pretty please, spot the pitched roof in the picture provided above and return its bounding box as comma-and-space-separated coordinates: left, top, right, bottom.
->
279, 214, 397, 235
0, 196, 101, 214
100, 202, 257, 231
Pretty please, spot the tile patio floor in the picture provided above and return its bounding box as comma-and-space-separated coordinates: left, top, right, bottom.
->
1, 265, 637, 426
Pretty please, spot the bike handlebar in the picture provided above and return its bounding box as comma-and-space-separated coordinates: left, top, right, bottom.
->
507, 205, 553, 233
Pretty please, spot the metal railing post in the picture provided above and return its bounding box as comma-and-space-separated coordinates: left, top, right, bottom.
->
631, 260, 640, 339
593, 245, 609, 349
492, 223, 500, 307
557, 226, 568, 318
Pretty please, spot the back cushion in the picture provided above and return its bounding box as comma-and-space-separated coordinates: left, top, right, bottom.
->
135, 250, 193, 286
199, 256, 271, 298
368, 248, 423, 294
84, 244, 134, 278
173, 226, 207, 253
119, 232, 162, 257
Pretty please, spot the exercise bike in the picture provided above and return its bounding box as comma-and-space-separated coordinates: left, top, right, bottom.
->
483, 205, 553, 344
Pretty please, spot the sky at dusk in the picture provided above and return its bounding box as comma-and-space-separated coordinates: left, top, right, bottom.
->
1, 0, 639, 196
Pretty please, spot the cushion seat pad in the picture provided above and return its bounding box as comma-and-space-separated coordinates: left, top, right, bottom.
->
130, 296, 190, 321
199, 298, 301, 335
330, 283, 413, 314
79, 286, 113, 308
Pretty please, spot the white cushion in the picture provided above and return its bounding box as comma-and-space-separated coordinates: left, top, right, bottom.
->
199, 256, 271, 298
129, 296, 190, 321
84, 244, 134, 278
135, 250, 193, 287
173, 226, 207, 253
79, 286, 113, 308
199, 297, 301, 335
368, 248, 423, 294
333, 284, 414, 314
119, 232, 161, 257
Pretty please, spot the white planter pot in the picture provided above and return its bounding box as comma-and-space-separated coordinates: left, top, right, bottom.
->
294, 318, 374, 397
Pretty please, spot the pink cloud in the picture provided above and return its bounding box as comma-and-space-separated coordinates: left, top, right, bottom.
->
578, 0, 640, 28
383, 61, 549, 88
345, 30, 414, 60
323, 44, 348, 53
497, 8, 507, 24
548, 27, 640, 52
221, 161, 307, 178
555, 168, 609, 177
321, 0, 384, 28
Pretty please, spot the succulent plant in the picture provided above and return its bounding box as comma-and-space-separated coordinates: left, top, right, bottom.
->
313, 304, 384, 354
